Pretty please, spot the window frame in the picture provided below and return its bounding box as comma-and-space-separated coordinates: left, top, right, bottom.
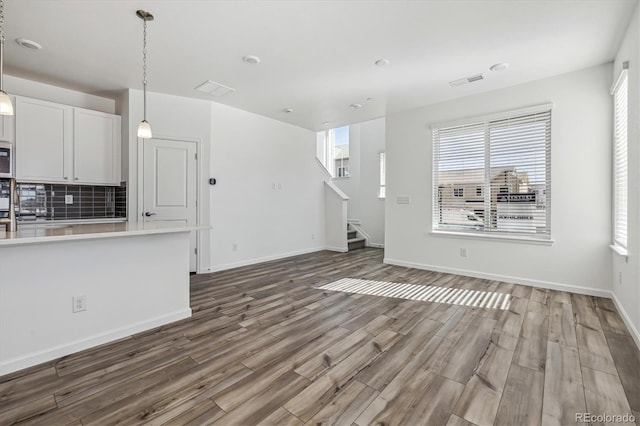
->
431, 103, 553, 242
379, 151, 386, 199
611, 67, 628, 254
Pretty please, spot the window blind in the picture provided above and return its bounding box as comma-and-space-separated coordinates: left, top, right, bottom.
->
613, 70, 628, 249
432, 106, 551, 238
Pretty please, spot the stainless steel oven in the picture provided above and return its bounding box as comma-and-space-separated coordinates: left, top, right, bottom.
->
0, 141, 12, 178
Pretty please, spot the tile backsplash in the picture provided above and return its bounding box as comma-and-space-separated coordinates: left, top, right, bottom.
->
16, 183, 127, 221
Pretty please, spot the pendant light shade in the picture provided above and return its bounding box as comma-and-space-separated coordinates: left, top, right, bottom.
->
137, 119, 152, 138
137, 10, 153, 138
0, 0, 14, 116
0, 90, 13, 115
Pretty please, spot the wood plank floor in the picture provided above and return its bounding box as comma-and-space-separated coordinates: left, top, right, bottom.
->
1, 248, 639, 425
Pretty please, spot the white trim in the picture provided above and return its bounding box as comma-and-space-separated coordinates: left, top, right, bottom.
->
208, 246, 330, 272
368, 243, 385, 248
324, 180, 349, 200
325, 246, 349, 253
430, 102, 554, 131
0, 308, 192, 375
382, 257, 611, 298
314, 157, 332, 179
609, 244, 629, 258
611, 292, 640, 350
610, 68, 629, 95
430, 230, 554, 245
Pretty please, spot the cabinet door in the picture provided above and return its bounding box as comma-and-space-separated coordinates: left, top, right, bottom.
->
73, 109, 121, 185
15, 97, 73, 183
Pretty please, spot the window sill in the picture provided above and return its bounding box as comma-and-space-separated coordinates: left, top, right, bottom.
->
430, 230, 554, 245
610, 244, 628, 257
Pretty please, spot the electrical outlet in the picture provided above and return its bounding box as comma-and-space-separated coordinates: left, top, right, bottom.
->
232, 243, 238, 252
460, 248, 467, 257
72, 296, 87, 313
65, 195, 73, 205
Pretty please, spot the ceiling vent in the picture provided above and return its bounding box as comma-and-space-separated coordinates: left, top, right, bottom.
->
449, 73, 484, 87
195, 80, 236, 97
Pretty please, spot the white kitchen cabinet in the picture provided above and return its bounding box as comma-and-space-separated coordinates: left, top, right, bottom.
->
15, 96, 121, 185
73, 108, 121, 185
15, 97, 73, 183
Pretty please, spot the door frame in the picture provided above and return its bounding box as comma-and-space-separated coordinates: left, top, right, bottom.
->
137, 134, 202, 272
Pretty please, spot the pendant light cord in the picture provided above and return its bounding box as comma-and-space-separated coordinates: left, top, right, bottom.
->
0, 0, 5, 92
142, 16, 147, 121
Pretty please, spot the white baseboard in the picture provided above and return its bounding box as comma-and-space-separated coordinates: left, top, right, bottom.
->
383, 258, 612, 298
0, 308, 192, 376
368, 243, 385, 248
208, 246, 329, 272
325, 246, 349, 253
610, 293, 640, 350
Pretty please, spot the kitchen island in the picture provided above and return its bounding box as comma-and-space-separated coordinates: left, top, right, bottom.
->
0, 221, 200, 375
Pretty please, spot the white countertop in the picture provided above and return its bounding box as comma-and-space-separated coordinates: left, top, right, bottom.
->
0, 221, 207, 246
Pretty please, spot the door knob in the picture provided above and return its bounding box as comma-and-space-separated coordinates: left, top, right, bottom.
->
144, 212, 156, 217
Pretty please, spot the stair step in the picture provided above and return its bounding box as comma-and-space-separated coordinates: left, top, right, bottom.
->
347, 230, 357, 238
348, 237, 365, 251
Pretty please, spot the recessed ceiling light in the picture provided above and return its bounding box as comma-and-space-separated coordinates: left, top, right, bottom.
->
489, 63, 509, 72
349, 103, 362, 109
243, 55, 261, 65
283, 108, 293, 113
15, 38, 42, 50
375, 59, 389, 67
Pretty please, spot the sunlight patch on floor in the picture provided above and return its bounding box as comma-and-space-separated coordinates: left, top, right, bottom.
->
317, 278, 511, 310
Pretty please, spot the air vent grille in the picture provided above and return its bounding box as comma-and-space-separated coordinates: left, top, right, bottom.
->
449, 73, 485, 87
195, 80, 236, 97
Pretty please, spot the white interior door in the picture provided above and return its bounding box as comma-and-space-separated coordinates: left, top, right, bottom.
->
143, 138, 198, 272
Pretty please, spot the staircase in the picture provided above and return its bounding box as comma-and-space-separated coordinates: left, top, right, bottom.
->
347, 224, 365, 251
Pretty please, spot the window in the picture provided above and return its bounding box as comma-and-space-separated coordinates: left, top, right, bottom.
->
432, 105, 551, 238
316, 126, 350, 178
379, 152, 386, 198
612, 67, 628, 250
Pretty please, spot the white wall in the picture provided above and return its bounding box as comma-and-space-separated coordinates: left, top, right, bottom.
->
209, 102, 326, 271
358, 118, 386, 246
333, 118, 386, 246
334, 125, 361, 221
385, 64, 613, 295
612, 4, 640, 341
5, 74, 114, 113
324, 181, 348, 252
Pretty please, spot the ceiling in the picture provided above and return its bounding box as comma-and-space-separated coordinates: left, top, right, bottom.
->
4, 0, 637, 131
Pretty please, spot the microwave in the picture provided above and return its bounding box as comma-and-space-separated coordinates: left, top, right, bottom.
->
0, 141, 12, 178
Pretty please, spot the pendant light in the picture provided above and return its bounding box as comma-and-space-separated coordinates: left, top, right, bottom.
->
0, 0, 13, 115
136, 10, 153, 138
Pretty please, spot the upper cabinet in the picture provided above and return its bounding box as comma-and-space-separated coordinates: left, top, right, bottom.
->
15, 96, 121, 185
73, 108, 121, 185
15, 97, 73, 183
